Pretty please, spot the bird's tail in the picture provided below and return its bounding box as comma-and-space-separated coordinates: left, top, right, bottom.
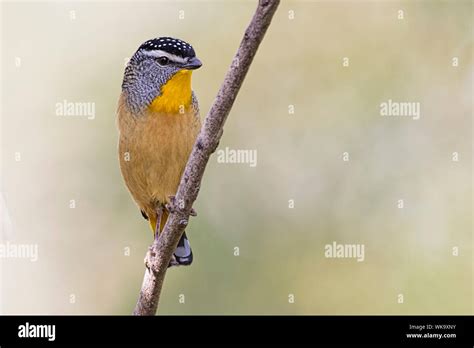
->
148, 211, 193, 267
169, 231, 193, 267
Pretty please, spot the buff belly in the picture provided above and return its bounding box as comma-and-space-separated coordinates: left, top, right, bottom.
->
117, 93, 200, 232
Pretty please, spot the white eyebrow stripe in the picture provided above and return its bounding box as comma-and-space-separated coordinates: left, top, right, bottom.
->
141, 49, 187, 64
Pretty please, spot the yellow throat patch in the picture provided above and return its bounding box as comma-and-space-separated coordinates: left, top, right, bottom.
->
149, 70, 193, 114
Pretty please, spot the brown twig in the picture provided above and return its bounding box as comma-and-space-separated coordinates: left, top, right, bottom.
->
133, 0, 280, 316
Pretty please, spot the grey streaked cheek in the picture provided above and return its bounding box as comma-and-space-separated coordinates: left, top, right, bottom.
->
139, 59, 157, 72
122, 61, 181, 114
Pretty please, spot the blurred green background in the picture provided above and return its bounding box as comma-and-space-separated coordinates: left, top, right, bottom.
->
0, 0, 472, 314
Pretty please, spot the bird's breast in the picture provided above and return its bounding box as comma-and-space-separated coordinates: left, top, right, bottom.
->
118, 94, 200, 208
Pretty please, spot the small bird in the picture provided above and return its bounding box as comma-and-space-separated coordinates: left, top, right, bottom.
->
117, 37, 202, 267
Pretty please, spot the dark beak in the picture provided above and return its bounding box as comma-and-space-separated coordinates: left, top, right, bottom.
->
182, 57, 202, 70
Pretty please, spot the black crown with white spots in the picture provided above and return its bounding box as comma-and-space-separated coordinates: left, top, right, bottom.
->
139, 37, 196, 59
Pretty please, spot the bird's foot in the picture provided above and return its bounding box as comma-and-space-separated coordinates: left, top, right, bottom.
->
165, 195, 177, 214
145, 247, 180, 270
144, 247, 156, 270
166, 195, 197, 216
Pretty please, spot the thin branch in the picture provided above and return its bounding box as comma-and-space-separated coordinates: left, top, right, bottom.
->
133, 0, 280, 316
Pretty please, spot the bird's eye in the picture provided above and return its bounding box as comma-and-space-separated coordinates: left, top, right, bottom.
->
157, 57, 169, 66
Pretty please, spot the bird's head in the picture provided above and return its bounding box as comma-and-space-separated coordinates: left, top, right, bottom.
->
122, 37, 202, 114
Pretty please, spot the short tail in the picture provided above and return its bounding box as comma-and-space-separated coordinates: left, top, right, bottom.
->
169, 232, 193, 267
142, 209, 193, 267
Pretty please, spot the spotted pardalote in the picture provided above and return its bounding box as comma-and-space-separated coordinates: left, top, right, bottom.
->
117, 37, 202, 267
